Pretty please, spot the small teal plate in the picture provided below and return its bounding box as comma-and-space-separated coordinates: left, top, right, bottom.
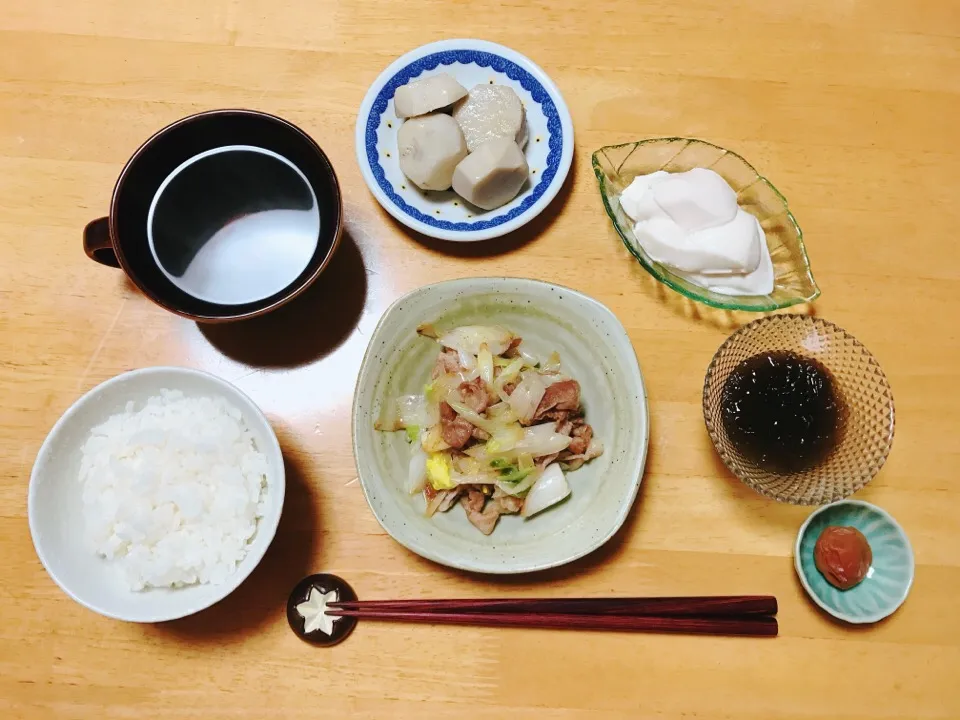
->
795, 500, 914, 624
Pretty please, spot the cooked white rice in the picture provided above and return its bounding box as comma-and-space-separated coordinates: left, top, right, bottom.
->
79, 389, 269, 591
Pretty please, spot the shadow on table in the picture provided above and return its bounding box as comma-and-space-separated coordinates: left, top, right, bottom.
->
147, 432, 321, 644
197, 230, 368, 368
385, 149, 579, 259
710, 447, 809, 532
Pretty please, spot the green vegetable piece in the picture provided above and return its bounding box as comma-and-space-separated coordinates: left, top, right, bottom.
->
498, 466, 533, 483
405, 426, 420, 443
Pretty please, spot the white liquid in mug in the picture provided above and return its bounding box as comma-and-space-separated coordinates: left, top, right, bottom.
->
147, 145, 321, 306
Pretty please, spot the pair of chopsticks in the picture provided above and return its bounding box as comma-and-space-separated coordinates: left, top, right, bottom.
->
328, 595, 778, 637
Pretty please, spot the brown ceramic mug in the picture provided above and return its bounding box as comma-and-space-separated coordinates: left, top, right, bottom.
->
84, 109, 342, 322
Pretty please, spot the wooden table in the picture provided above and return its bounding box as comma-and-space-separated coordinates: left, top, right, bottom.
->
2, 1, 959, 718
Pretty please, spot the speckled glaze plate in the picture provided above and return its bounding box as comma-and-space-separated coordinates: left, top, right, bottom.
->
352, 278, 648, 573
355, 39, 574, 242
795, 500, 914, 624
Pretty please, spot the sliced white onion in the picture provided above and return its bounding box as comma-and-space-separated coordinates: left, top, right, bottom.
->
458, 349, 477, 372
432, 372, 465, 399
514, 423, 572, 457
494, 358, 524, 390
425, 489, 450, 517
486, 423, 525, 453
407, 449, 428, 494
478, 344, 494, 386
439, 326, 515, 356
521, 463, 570, 517
396, 394, 428, 428
541, 351, 562, 374
453, 473, 499, 485
421, 425, 450, 453
585, 437, 604, 459
446, 398, 500, 434
486, 402, 516, 421
463, 445, 489, 461
452, 454, 481, 475
496, 470, 540, 496
465, 424, 570, 462
506, 372, 547, 424
518, 346, 540, 368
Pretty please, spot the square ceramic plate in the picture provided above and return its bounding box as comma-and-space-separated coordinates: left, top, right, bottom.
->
352, 278, 648, 573
355, 39, 574, 242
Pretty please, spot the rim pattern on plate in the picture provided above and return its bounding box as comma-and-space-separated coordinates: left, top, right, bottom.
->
364, 49, 562, 232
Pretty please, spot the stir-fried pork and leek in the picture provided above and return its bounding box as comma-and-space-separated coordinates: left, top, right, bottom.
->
376, 325, 603, 535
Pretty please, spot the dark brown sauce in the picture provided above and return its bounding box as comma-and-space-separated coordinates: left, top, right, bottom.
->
720, 350, 844, 474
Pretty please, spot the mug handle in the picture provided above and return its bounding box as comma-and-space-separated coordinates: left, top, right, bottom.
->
83, 217, 121, 268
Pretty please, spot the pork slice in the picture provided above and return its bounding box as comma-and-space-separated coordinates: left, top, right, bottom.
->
426, 488, 455, 517
439, 401, 474, 449
536, 452, 560, 470
437, 487, 463, 513
462, 487, 486, 513
494, 493, 523, 515
491, 483, 525, 515
472, 426, 491, 441
460, 494, 501, 535
432, 348, 462, 379
502, 381, 517, 396
532, 379, 581, 422
568, 423, 594, 456
502, 337, 523, 358
556, 450, 583, 472
555, 418, 575, 436
440, 401, 454, 421
558, 437, 604, 471
459, 377, 493, 414
537, 409, 573, 423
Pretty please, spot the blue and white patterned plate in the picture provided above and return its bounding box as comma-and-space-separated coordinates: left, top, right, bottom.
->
795, 500, 915, 624
355, 39, 574, 242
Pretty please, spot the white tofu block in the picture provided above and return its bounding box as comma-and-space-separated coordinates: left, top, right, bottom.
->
617, 171, 668, 222
686, 209, 763, 274
633, 209, 763, 274
653, 168, 738, 232
681, 220, 774, 295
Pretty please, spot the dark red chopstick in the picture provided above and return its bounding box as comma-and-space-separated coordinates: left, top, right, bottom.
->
327, 608, 778, 637
329, 595, 777, 618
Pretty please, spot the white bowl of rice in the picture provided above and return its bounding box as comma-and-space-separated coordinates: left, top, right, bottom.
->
28, 367, 285, 623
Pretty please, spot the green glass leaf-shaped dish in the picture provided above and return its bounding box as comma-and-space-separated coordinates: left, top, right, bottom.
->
592, 138, 819, 312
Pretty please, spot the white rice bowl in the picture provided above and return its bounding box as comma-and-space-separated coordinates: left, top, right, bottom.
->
28, 367, 285, 623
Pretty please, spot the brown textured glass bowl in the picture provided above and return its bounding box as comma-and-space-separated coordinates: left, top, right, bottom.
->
703, 315, 895, 504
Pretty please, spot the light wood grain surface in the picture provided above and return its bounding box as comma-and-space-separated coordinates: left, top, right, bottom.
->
2, 1, 959, 718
